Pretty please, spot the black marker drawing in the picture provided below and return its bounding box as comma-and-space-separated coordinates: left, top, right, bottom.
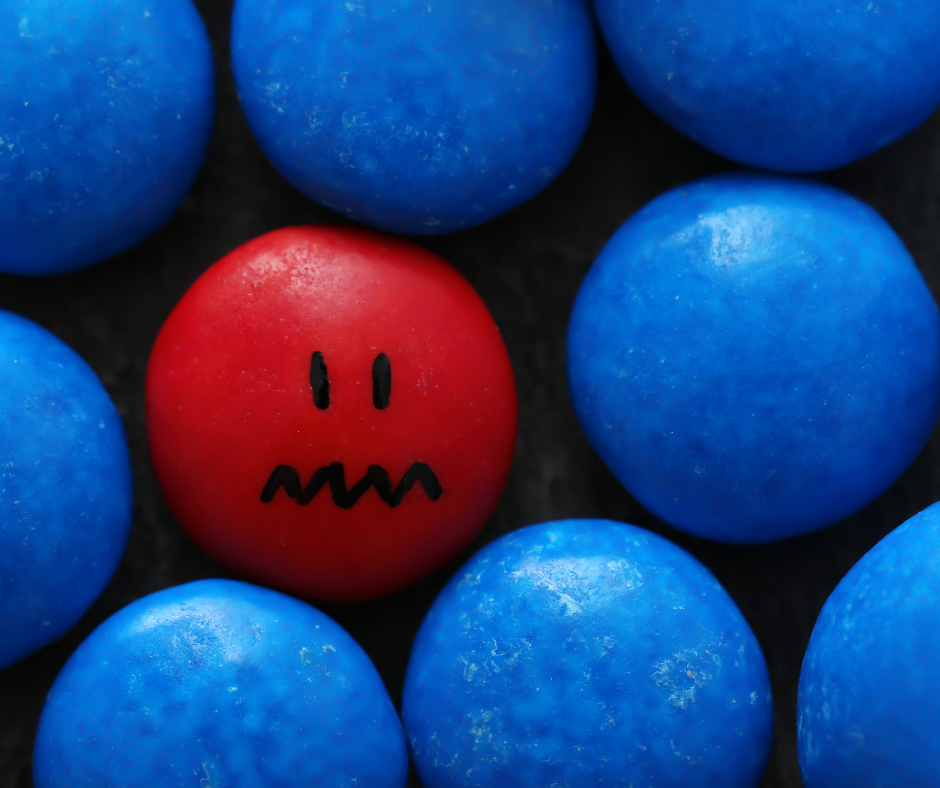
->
310, 351, 329, 410
260, 462, 442, 509
372, 352, 391, 409
266, 350, 433, 509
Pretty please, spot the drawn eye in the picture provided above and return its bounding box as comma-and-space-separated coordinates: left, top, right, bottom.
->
372, 352, 391, 409
310, 351, 329, 410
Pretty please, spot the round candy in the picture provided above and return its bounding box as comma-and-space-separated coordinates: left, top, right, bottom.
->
593, 0, 940, 172
0, 309, 132, 669
798, 502, 940, 787
567, 173, 940, 543
230, 0, 596, 235
0, 0, 214, 275
146, 225, 517, 602
33, 578, 408, 787
403, 519, 773, 787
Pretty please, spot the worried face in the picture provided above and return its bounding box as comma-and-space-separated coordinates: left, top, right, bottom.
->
146, 226, 517, 603
261, 350, 443, 509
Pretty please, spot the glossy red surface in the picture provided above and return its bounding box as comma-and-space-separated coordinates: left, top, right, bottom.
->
146, 225, 517, 602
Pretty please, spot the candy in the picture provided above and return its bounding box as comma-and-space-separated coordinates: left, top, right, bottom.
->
567, 173, 940, 543
0, 0, 214, 275
146, 225, 517, 602
230, 0, 596, 234
33, 579, 407, 788
798, 502, 940, 787
594, 0, 940, 172
403, 519, 773, 787
0, 309, 131, 669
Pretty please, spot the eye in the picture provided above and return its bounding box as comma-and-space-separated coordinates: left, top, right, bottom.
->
372, 352, 391, 409
310, 351, 329, 410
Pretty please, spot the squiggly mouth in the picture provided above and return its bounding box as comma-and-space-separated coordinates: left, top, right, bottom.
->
260, 462, 442, 509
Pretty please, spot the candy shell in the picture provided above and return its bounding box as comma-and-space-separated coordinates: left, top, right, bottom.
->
0, 309, 131, 669
146, 225, 517, 602
403, 519, 773, 787
567, 173, 940, 543
230, 0, 596, 234
33, 579, 408, 788
798, 502, 940, 787
0, 0, 214, 274
594, 0, 940, 172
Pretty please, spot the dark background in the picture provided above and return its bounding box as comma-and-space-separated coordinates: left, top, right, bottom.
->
2, 1, 939, 786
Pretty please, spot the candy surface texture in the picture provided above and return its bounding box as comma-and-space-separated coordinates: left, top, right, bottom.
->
798, 502, 940, 787
146, 225, 517, 602
403, 519, 773, 787
594, 0, 940, 172
0, 0, 214, 275
33, 578, 408, 788
0, 309, 132, 669
230, 0, 596, 234
567, 173, 940, 543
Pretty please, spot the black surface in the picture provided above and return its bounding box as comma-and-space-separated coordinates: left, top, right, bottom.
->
2, 2, 939, 786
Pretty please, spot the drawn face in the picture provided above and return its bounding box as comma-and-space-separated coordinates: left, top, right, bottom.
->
260, 350, 444, 509
146, 226, 517, 602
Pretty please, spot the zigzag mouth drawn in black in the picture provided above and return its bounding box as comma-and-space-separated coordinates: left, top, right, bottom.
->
260, 462, 442, 509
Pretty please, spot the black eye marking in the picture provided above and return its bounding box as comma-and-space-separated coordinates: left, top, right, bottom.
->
310, 351, 329, 410
372, 352, 391, 409
260, 462, 442, 508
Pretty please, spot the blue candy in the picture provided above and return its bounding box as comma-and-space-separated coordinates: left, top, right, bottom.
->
567, 173, 940, 543
230, 0, 596, 235
798, 502, 940, 787
33, 579, 408, 788
403, 519, 773, 787
0, 309, 132, 669
0, 0, 214, 275
594, 0, 940, 172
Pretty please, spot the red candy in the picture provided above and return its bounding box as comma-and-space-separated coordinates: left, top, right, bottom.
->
146, 226, 517, 602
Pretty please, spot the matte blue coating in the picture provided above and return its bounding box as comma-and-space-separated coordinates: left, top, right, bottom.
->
33, 579, 409, 788
403, 519, 773, 787
230, 0, 596, 235
0, 310, 131, 670
798, 502, 940, 787
0, 0, 214, 275
567, 173, 940, 544
593, 0, 940, 173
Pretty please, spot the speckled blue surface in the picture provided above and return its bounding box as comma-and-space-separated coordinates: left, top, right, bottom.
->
34, 579, 408, 788
230, 0, 596, 235
798, 502, 940, 787
403, 519, 773, 787
567, 173, 940, 543
0, 0, 214, 275
0, 309, 131, 670
593, 0, 940, 172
